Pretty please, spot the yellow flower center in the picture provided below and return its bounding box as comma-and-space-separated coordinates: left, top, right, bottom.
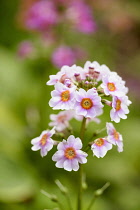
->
113, 130, 119, 140
61, 90, 70, 102
107, 82, 116, 91
81, 98, 93, 109
95, 138, 104, 146
64, 147, 76, 159
40, 134, 47, 146
116, 99, 121, 111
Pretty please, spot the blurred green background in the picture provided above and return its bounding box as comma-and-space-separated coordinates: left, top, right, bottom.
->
0, 0, 140, 210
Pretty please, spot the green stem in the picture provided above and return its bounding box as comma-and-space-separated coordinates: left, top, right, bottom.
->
77, 117, 87, 210
87, 182, 110, 210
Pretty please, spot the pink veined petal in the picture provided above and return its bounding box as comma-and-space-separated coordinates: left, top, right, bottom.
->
55, 158, 65, 168
57, 140, 67, 150
45, 141, 53, 151
40, 147, 48, 157
86, 107, 96, 118
31, 137, 40, 144
49, 98, 59, 108
104, 141, 112, 150
52, 150, 65, 161
71, 159, 79, 171
76, 150, 88, 163
116, 141, 123, 152
64, 159, 72, 171
67, 135, 75, 146
98, 146, 108, 158
73, 138, 82, 149
31, 143, 40, 151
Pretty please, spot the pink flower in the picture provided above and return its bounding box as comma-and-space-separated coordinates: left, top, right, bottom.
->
52, 46, 76, 68
31, 127, 55, 157
49, 82, 76, 110
47, 64, 83, 86
52, 135, 88, 171
66, 2, 96, 34
110, 95, 132, 123
17, 41, 34, 59
26, 0, 58, 31
101, 72, 127, 97
74, 88, 103, 118
106, 122, 123, 152
91, 138, 112, 158
49, 110, 74, 131
83, 61, 101, 80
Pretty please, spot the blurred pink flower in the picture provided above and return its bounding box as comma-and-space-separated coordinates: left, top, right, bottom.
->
17, 41, 34, 59
25, 0, 58, 31
52, 46, 76, 68
66, 1, 97, 34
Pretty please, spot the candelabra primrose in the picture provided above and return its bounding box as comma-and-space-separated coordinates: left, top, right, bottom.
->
31, 61, 131, 210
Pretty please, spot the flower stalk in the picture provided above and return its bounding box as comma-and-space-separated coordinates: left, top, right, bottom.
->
77, 117, 87, 210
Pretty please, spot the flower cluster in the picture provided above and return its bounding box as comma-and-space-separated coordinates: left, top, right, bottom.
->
18, 0, 96, 67
31, 61, 131, 171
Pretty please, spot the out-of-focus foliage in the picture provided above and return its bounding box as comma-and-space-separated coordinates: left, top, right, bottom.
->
0, 0, 140, 210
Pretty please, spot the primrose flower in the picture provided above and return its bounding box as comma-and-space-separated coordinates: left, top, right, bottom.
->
17, 41, 35, 59
84, 61, 100, 79
26, 0, 58, 31
49, 82, 76, 110
47, 64, 83, 86
91, 138, 112, 158
49, 110, 74, 131
52, 46, 76, 68
74, 88, 103, 118
66, 1, 96, 34
106, 122, 123, 152
52, 135, 88, 171
110, 95, 132, 123
101, 72, 127, 97
31, 127, 55, 157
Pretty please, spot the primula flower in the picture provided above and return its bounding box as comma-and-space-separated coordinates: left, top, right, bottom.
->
91, 138, 112, 158
49, 82, 76, 110
66, 2, 96, 34
52, 135, 88, 171
52, 46, 76, 68
26, 0, 58, 31
74, 88, 103, 118
49, 110, 74, 131
110, 95, 132, 123
17, 41, 35, 59
31, 127, 55, 157
106, 122, 123, 152
101, 72, 127, 97
47, 64, 83, 86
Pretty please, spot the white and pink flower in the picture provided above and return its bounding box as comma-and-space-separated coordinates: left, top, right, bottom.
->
110, 95, 132, 123
31, 127, 55, 157
47, 64, 83, 86
49, 82, 76, 110
101, 72, 127, 97
91, 137, 112, 158
49, 110, 74, 131
83, 61, 101, 80
106, 122, 123, 152
74, 88, 103, 118
52, 135, 88, 171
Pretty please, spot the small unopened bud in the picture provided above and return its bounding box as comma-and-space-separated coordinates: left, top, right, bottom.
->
64, 79, 71, 87
41, 190, 58, 202
55, 179, 68, 194
74, 73, 81, 81
102, 99, 112, 106
94, 182, 110, 197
